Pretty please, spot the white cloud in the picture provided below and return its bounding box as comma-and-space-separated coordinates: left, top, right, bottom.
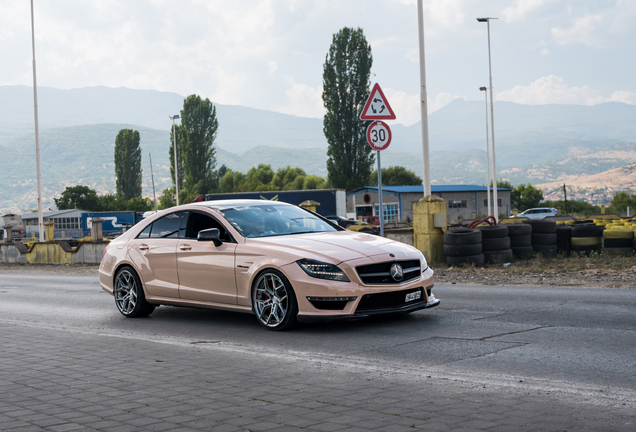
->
551, 14, 603, 46
278, 77, 324, 118
611, 91, 636, 105
496, 75, 635, 106
503, 0, 552, 23
383, 88, 466, 126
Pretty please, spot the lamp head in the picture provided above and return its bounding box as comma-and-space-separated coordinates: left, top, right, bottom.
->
479, 87, 487, 91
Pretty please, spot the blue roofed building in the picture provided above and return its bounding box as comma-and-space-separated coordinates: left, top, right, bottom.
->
346, 185, 512, 223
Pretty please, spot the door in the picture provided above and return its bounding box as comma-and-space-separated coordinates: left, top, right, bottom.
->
176, 211, 238, 304
128, 211, 187, 298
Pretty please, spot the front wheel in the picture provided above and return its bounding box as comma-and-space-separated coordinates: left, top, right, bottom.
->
252, 270, 298, 331
114, 266, 155, 318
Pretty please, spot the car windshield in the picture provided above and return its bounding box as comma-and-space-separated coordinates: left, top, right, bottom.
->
219, 204, 337, 238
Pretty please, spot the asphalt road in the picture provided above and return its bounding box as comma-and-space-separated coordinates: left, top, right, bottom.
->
1, 271, 635, 431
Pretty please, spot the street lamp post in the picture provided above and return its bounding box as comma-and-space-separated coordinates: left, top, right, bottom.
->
169, 115, 180, 206
30, 0, 44, 242
480, 87, 492, 218
477, 17, 498, 221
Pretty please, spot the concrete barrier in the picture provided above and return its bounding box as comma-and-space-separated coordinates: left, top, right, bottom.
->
0, 241, 108, 265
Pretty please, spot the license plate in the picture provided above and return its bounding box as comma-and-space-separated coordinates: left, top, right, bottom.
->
405, 290, 421, 303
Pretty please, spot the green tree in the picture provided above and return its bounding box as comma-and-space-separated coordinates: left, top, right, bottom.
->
169, 124, 187, 198
323, 27, 374, 191
608, 192, 636, 215
54, 185, 100, 211
114, 129, 142, 200
271, 166, 307, 190
180, 95, 219, 194
368, 166, 422, 186
244, 164, 275, 191
511, 184, 543, 211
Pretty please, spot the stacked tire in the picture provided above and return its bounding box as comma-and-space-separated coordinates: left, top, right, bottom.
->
507, 223, 533, 259
556, 225, 572, 256
478, 225, 513, 264
523, 220, 557, 258
570, 224, 604, 256
444, 228, 484, 267
602, 229, 634, 257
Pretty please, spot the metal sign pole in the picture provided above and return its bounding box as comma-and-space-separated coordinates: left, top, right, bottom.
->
30, 0, 45, 242
377, 150, 384, 237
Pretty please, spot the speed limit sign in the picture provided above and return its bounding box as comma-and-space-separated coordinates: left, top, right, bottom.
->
366, 121, 392, 151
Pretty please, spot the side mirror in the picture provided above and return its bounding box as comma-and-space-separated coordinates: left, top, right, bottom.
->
197, 228, 222, 246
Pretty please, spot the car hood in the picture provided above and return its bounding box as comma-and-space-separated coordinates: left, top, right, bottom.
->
249, 230, 418, 264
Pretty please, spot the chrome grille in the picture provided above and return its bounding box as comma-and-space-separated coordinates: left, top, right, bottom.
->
356, 260, 421, 285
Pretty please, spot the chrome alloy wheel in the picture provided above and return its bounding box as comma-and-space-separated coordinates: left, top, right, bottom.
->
114, 269, 138, 315
253, 272, 289, 328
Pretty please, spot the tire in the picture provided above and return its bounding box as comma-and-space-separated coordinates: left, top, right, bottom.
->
252, 269, 298, 331
571, 236, 602, 247
532, 244, 557, 258
509, 234, 531, 247
572, 244, 601, 256
447, 253, 485, 267
444, 228, 481, 245
113, 266, 155, 318
603, 238, 633, 248
531, 233, 557, 245
556, 238, 571, 254
482, 236, 511, 251
478, 225, 509, 238
443, 243, 482, 257
571, 225, 605, 238
511, 245, 533, 259
602, 247, 634, 258
556, 226, 573, 239
483, 249, 513, 264
523, 220, 557, 234
603, 229, 634, 239
506, 224, 532, 236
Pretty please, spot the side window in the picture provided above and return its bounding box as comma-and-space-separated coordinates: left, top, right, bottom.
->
137, 224, 152, 238
185, 212, 233, 242
149, 212, 186, 238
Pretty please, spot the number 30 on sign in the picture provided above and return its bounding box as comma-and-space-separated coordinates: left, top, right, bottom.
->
366, 120, 392, 151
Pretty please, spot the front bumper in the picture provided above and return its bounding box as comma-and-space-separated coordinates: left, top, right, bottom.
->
296, 297, 440, 323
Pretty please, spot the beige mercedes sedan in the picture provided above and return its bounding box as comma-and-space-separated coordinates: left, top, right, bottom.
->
99, 200, 439, 330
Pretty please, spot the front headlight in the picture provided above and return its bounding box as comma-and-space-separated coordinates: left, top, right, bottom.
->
297, 259, 350, 282
417, 250, 429, 272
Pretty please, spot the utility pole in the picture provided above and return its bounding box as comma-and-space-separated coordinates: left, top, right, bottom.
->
417, 0, 431, 197
149, 153, 157, 212
30, 0, 45, 242
170, 115, 180, 206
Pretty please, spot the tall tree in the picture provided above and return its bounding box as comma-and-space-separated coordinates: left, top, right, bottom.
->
512, 184, 543, 211
114, 129, 142, 200
322, 27, 374, 191
180, 95, 219, 194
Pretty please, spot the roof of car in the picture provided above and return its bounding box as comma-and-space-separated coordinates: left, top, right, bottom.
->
189, 199, 293, 210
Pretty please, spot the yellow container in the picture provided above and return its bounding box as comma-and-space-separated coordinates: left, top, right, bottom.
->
565, 220, 574, 225
556, 221, 564, 225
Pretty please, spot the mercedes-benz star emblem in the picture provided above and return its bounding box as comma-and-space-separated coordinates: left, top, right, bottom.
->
390, 263, 404, 282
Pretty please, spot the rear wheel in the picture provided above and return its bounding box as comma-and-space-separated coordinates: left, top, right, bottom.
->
114, 266, 155, 318
252, 270, 298, 331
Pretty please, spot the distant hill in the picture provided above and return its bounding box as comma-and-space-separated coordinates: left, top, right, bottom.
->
537, 163, 636, 192
1, 85, 636, 214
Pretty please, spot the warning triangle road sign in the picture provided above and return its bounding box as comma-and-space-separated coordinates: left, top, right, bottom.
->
360, 83, 396, 120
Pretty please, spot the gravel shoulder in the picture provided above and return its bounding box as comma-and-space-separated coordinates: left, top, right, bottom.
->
1, 254, 635, 288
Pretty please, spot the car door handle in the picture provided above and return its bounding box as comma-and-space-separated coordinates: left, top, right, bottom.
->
180, 244, 192, 251
139, 244, 149, 251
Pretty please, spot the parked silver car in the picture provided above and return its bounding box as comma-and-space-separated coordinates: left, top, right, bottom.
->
513, 207, 558, 220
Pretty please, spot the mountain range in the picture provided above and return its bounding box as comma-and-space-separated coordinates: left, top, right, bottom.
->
1, 85, 635, 214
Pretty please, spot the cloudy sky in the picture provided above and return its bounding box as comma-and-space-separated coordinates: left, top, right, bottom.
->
1, 0, 634, 126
